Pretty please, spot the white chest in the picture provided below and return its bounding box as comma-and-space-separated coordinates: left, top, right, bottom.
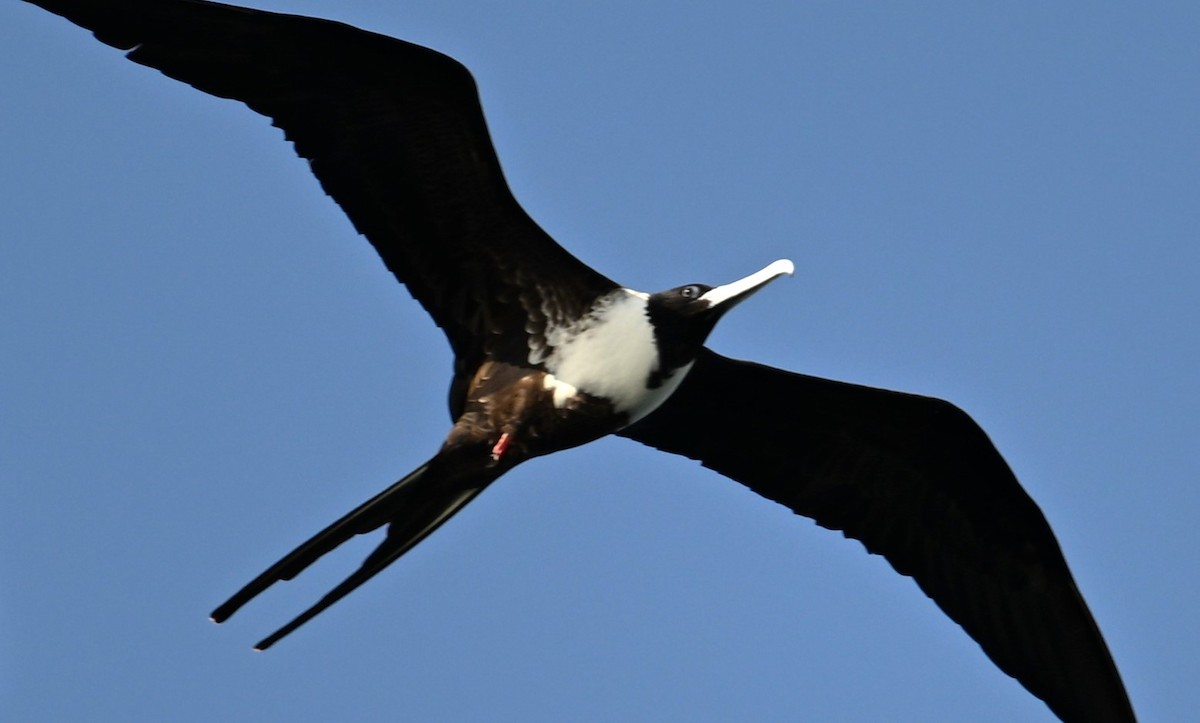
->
536, 289, 690, 422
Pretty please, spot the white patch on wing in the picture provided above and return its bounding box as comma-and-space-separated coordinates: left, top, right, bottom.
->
542, 373, 579, 407
540, 289, 687, 420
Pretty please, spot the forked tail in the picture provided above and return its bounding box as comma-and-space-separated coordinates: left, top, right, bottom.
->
210, 457, 493, 649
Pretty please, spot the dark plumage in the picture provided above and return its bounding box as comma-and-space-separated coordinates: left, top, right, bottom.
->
22, 1, 1134, 721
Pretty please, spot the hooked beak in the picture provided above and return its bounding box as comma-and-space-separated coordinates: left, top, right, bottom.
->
698, 259, 795, 315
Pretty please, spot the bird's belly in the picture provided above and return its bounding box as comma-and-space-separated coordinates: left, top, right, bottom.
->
543, 360, 693, 426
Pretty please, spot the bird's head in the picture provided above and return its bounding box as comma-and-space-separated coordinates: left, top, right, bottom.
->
646, 259, 794, 368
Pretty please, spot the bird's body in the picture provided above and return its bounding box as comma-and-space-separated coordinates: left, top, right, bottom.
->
19, 1, 1135, 720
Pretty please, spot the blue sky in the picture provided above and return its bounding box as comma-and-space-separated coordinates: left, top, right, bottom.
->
2, 1, 1196, 720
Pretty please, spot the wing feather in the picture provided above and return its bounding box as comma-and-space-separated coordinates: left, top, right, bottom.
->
621, 349, 1134, 723
28, 0, 617, 373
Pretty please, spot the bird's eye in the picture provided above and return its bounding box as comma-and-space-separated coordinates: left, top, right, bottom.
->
680, 285, 701, 299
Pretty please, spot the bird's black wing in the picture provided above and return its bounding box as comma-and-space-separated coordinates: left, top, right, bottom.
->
27, 0, 618, 379
620, 349, 1134, 723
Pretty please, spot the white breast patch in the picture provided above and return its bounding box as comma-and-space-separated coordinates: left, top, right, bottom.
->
538, 289, 690, 422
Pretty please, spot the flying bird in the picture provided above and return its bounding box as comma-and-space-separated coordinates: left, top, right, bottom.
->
22, 1, 1135, 721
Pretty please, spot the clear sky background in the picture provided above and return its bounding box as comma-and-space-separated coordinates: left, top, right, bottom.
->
2, 1, 1196, 721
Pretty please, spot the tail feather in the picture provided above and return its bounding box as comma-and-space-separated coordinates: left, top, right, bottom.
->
252, 485, 485, 650
211, 457, 491, 647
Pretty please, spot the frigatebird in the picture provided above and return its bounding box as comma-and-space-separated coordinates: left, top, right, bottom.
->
21, 1, 1135, 721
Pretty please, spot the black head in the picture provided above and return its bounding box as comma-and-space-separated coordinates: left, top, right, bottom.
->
646, 260, 794, 373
